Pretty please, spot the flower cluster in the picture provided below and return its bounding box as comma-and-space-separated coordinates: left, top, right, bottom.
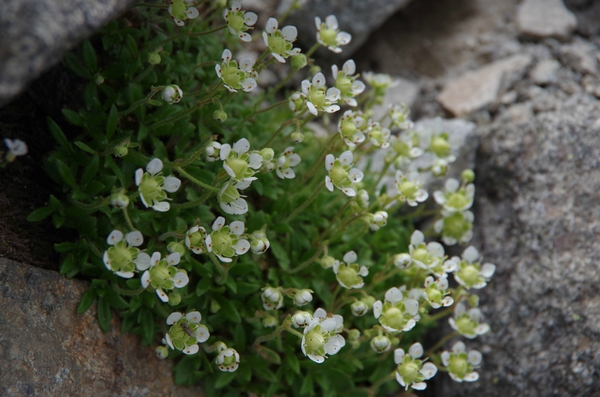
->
325, 150, 364, 197
301, 308, 345, 363
216, 49, 258, 92
332, 251, 369, 289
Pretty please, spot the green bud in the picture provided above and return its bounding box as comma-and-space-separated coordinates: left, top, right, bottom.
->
113, 144, 128, 158
309, 65, 321, 76
260, 148, 275, 162
148, 52, 162, 65
467, 294, 480, 308
213, 109, 228, 122
291, 53, 307, 70
262, 315, 278, 328
319, 254, 336, 269
168, 292, 182, 306
461, 169, 475, 183
348, 329, 361, 341
291, 131, 304, 143
210, 299, 221, 313
167, 241, 186, 255
94, 74, 104, 85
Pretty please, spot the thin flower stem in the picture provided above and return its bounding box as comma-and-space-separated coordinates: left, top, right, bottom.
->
86, 239, 104, 258
285, 328, 304, 339
285, 182, 325, 223
158, 231, 186, 241
316, 200, 352, 243
425, 307, 454, 322
300, 132, 339, 184
327, 285, 342, 312
172, 135, 213, 168
134, 64, 155, 83
111, 283, 146, 296
253, 324, 286, 346
425, 331, 460, 357
285, 245, 326, 274
175, 166, 220, 192
155, 24, 227, 46
119, 85, 165, 116
208, 252, 229, 285
368, 372, 395, 396
69, 197, 111, 211
305, 42, 321, 59
262, 119, 295, 149
155, 301, 171, 318
122, 206, 135, 231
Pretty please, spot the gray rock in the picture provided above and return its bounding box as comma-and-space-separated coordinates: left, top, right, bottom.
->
371, 77, 420, 121
284, 0, 415, 56
0, 258, 204, 397
530, 59, 561, 85
517, 0, 577, 40
563, 0, 600, 37
558, 39, 598, 75
0, 0, 137, 107
440, 91, 600, 397
437, 54, 533, 116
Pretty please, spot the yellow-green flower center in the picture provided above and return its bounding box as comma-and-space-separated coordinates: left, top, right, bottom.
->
228, 13, 245, 32
398, 361, 420, 384
431, 137, 451, 157
383, 307, 404, 330
320, 28, 338, 46
304, 330, 325, 353
227, 158, 249, 179
458, 264, 479, 286
330, 164, 348, 186
399, 181, 418, 198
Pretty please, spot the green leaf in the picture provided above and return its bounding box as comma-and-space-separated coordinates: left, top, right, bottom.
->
27, 206, 54, 222
286, 350, 300, 374
256, 345, 281, 365
82, 40, 98, 72
140, 308, 154, 345
235, 282, 260, 296
62, 109, 84, 127
54, 242, 76, 252
196, 277, 212, 297
47, 117, 72, 150
214, 295, 241, 323
214, 371, 237, 389
55, 158, 76, 186
270, 240, 290, 271
64, 52, 90, 79
105, 156, 126, 187
74, 141, 97, 155
77, 288, 97, 313
106, 105, 118, 140
59, 255, 78, 277
97, 296, 111, 333
82, 155, 99, 184
300, 373, 315, 395
103, 288, 129, 309
126, 35, 138, 58
234, 324, 246, 351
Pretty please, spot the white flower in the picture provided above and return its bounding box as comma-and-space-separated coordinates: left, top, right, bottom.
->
337, 110, 367, 147
215, 49, 258, 92
206, 216, 250, 263
292, 311, 313, 328
103, 230, 151, 278
218, 180, 249, 215
301, 73, 341, 116
168, 0, 199, 26
261, 286, 284, 310
325, 150, 364, 197
275, 147, 301, 179
135, 158, 181, 212
220, 138, 263, 184
185, 225, 208, 254
162, 85, 183, 104
294, 289, 314, 306
369, 211, 388, 231
453, 246, 496, 289
165, 311, 210, 355
373, 287, 419, 332
367, 121, 391, 149
441, 341, 482, 382
394, 343, 438, 390
389, 104, 414, 130
332, 251, 368, 289
223, 1, 257, 42
206, 141, 222, 162
301, 308, 345, 363
4, 138, 28, 161
423, 276, 454, 309
215, 343, 240, 372
315, 15, 351, 53
388, 132, 423, 169
249, 226, 270, 255
141, 252, 189, 302
449, 301, 490, 339
434, 209, 474, 246
433, 178, 475, 212
408, 230, 445, 271
371, 335, 392, 353
262, 18, 301, 63
331, 60, 365, 107
395, 170, 428, 207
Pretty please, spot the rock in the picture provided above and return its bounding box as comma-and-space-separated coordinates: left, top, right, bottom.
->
0, 0, 137, 107
563, 0, 600, 37
437, 54, 533, 116
284, 0, 415, 56
0, 258, 204, 397
517, 0, 577, 40
440, 90, 600, 397
530, 59, 561, 85
371, 77, 420, 120
558, 39, 598, 75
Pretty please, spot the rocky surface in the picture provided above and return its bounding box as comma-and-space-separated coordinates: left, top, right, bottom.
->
0, 258, 203, 397
0, 0, 137, 107
516, 0, 577, 40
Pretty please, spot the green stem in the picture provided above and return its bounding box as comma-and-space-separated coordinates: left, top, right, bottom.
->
134, 64, 155, 83
285, 328, 304, 339
305, 42, 321, 59
425, 331, 460, 357
208, 252, 229, 285
119, 85, 165, 116
175, 166, 220, 192
155, 24, 227, 47
285, 182, 325, 223
111, 283, 146, 296
253, 324, 286, 347
300, 132, 339, 184
86, 239, 104, 258
425, 307, 454, 322
172, 135, 213, 168
155, 301, 171, 318
158, 231, 186, 241
122, 206, 135, 231
368, 373, 395, 396
70, 197, 110, 211
262, 119, 295, 148
328, 285, 342, 312
317, 200, 352, 243
285, 245, 326, 274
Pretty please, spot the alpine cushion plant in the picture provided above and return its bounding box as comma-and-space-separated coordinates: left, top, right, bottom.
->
33, 1, 497, 395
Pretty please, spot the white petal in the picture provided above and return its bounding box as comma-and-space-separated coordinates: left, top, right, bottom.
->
325, 154, 335, 171
244, 12, 257, 25
348, 168, 363, 183
234, 239, 250, 255
125, 231, 143, 247
107, 230, 123, 245
229, 221, 244, 236
464, 372, 479, 382
135, 168, 144, 186
271, 52, 286, 63
324, 335, 345, 355
412, 382, 427, 390
343, 251, 357, 264
343, 59, 356, 75
239, 57, 254, 71
239, 32, 251, 42
165, 333, 174, 349
409, 342, 423, 358
313, 308, 327, 320
156, 288, 169, 302
373, 301, 382, 318
427, 242, 445, 258
186, 311, 202, 323
342, 187, 356, 197
337, 32, 351, 45
385, 287, 403, 304
152, 201, 170, 212
167, 312, 183, 325
186, 7, 199, 19
468, 350, 483, 366
463, 246, 479, 263
307, 101, 318, 115
241, 78, 257, 92
325, 176, 334, 192
411, 230, 425, 246
452, 341, 466, 353
308, 353, 325, 363
331, 64, 339, 78
480, 263, 496, 278
134, 252, 151, 271
282, 25, 297, 41
265, 17, 278, 33
213, 216, 226, 231
325, 15, 338, 29
321, 318, 338, 332
195, 324, 210, 343
183, 344, 199, 355
141, 271, 150, 288
115, 271, 134, 278
146, 158, 163, 175
421, 362, 438, 379
445, 178, 460, 192
163, 176, 181, 193
476, 323, 490, 335
312, 72, 326, 88
221, 49, 232, 63
404, 299, 419, 315
172, 271, 189, 287
339, 151, 353, 166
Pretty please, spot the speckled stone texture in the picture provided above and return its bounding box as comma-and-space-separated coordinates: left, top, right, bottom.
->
0, 258, 203, 397
0, 0, 136, 106
440, 88, 600, 396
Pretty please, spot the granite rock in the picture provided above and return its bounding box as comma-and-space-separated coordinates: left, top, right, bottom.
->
0, 259, 204, 397
0, 0, 137, 107
517, 0, 577, 40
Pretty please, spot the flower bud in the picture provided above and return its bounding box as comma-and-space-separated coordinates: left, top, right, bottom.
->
467, 294, 480, 308
291, 311, 312, 327
213, 109, 228, 122
262, 315, 278, 328
259, 148, 275, 162
291, 131, 304, 143
370, 335, 392, 353
167, 241, 186, 255
210, 299, 221, 313
162, 85, 183, 104
261, 286, 283, 310
110, 190, 130, 209
206, 142, 221, 162
351, 300, 369, 316
156, 345, 169, 359
168, 292, 182, 306
294, 289, 313, 306
113, 142, 129, 158
394, 253, 412, 269
148, 51, 162, 65
291, 53, 307, 70
319, 254, 336, 269
94, 74, 105, 85
462, 169, 475, 183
